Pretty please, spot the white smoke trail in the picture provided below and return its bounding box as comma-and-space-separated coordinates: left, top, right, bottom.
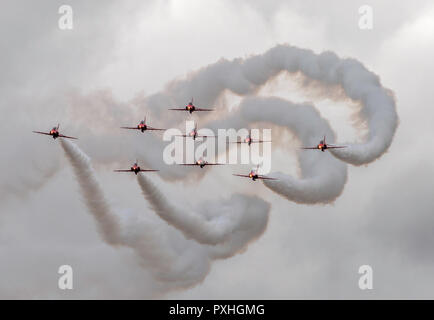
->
48, 43, 397, 294
61, 139, 270, 291
143, 44, 397, 166
60, 139, 210, 288
60, 139, 121, 245
125, 44, 396, 204
137, 173, 269, 245
58, 45, 395, 206
58, 45, 396, 200
206, 97, 348, 203
4, 45, 396, 207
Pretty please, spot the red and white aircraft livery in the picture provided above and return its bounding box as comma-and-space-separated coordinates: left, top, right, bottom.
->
121, 116, 165, 133
301, 135, 347, 152
114, 161, 159, 175
178, 157, 225, 168
33, 124, 78, 140
233, 165, 278, 181
169, 98, 214, 114
232, 129, 271, 146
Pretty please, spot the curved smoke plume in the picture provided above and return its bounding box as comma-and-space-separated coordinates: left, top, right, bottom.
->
206, 97, 348, 204
120, 44, 396, 204
60, 139, 121, 245
6, 45, 397, 205
29, 44, 396, 293
60, 139, 270, 291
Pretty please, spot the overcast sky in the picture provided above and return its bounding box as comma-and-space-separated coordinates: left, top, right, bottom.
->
1, 0, 434, 299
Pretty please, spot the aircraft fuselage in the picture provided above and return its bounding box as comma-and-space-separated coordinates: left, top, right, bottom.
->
49, 129, 59, 139
138, 123, 147, 132
131, 166, 141, 174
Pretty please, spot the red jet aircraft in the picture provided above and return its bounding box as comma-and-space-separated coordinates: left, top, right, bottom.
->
301, 135, 347, 152
114, 161, 159, 175
232, 129, 271, 146
32, 124, 78, 140
169, 98, 214, 114
176, 123, 215, 141
233, 165, 278, 181
178, 157, 225, 168
121, 116, 165, 133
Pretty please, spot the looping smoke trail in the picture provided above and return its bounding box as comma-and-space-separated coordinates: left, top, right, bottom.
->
137, 174, 269, 245
4, 45, 397, 208
143, 44, 397, 165
61, 139, 270, 291
61, 45, 396, 203
207, 96, 348, 204
60, 139, 209, 287
131, 44, 397, 203
54, 44, 396, 293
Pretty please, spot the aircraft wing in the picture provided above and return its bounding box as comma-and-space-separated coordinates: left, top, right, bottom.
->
114, 169, 132, 172
138, 169, 160, 172
194, 108, 214, 112
175, 134, 189, 137
168, 108, 187, 111
257, 175, 278, 180
301, 147, 318, 149
147, 126, 166, 131
59, 134, 78, 140
205, 163, 225, 165
32, 131, 51, 136
197, 135, 216, 138
232, 174, 251, 178
178, 163, 199, 166
120, 126, 139, 130
327, 145, 347, 149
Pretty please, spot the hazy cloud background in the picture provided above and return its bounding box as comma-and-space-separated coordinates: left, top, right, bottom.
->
0, 0, 433, 298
